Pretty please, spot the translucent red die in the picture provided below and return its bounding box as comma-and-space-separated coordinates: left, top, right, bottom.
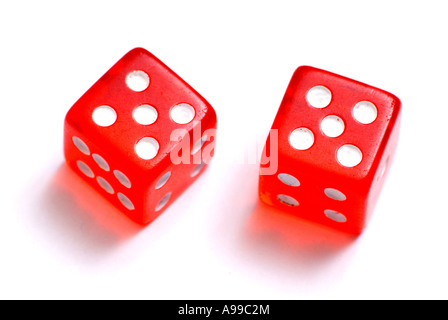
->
64, 48, 217, 224
259, 66, 401, 234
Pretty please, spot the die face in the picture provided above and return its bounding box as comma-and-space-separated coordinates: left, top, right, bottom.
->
260, 66, 401, 234
275, 66, 400, 181
259, 164, 367, 234
64, 130, 142, 220
66, 48, 216, 185
64, 48, 217, 224
141, 134, 216, 224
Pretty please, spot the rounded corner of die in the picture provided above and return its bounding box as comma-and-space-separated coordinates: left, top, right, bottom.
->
380, 89, 402, 116
294, 65, 322, 76
193, 100, 217, 130
63, 107, 76, 129
205, 103, 218, 125
123, 47, 154, 62
63, 111, 70, 126
295, 65, 312, 72
293, 65, 312, 77
383, 93, 402, 126
392, 94, 402, 114
127, 47, 150, 55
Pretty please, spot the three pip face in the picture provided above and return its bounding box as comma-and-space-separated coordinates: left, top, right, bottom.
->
64, 47, 401, 234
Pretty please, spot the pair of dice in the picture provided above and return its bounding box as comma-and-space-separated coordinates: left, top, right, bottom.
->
64, 48, 401, 235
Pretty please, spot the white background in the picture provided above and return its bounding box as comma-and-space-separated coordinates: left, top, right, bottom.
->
0, 1, 447, 299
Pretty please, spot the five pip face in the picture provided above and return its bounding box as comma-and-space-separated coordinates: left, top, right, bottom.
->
64, 48, 401, 234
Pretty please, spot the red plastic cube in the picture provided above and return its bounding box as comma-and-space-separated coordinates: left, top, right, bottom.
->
259, 66, 401, 234
64, 48, 217, 224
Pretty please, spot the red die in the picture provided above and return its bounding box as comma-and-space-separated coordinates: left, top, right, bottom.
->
259, 66, 401, 235
64, 48, 217, 224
